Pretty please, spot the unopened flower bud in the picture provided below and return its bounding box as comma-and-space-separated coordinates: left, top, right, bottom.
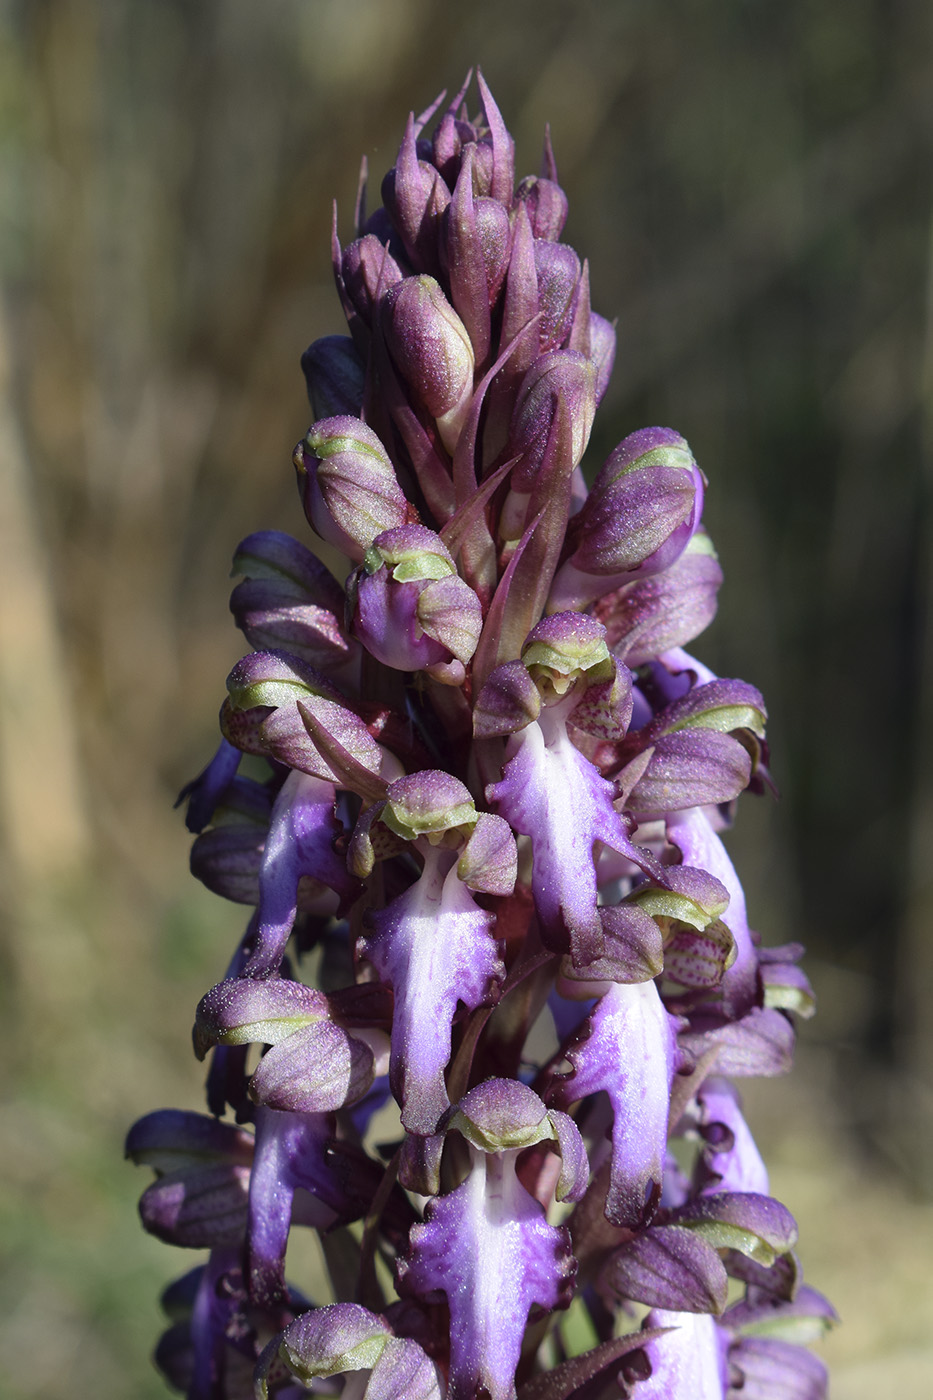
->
515, 174, 569, 241
382, 275, 475, 454
341, 234, 403, 326
295, 415, 409, 562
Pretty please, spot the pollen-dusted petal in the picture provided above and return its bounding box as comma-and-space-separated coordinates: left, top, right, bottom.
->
397, 1149, 575, 1400
359, 847, 504, 1134
560, 978, 679, 1229
638, 1310, 729, 1399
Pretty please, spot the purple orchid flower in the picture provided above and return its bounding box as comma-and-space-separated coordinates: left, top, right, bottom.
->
129, 73, 832, 1400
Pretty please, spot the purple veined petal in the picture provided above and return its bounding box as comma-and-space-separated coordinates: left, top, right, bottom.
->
626, 730, 753, 814
359, 845, 505, 1134
397, 1147, 576, 1400
488, 699, 659, 964
249, 1020, 376, 1114
595, 533, 723, 667
728, 1336, 828, 1399
245, 769, 354, 978
559, 978, 678, 1229
724, 1282, 838, 1344
667, 806, 758, 1017
695, 1078, 769, 1196
604, 1224, 729, 1315
679, 1006, 796, 1079
637, 1310, 729, 1399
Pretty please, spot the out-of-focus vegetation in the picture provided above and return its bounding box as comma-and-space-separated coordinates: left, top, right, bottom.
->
0, 1, 931, 1396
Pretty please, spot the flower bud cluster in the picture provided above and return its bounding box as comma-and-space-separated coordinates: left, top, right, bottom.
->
130, 73, 833, 1400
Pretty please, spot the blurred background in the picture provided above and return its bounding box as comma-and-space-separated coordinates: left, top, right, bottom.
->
0, 0, 931, 1395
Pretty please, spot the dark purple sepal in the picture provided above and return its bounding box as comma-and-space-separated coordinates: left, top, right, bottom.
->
534, 241, 582, 351
457, 811, 518, 895
721, 1248, 800, 1303
138, 1161, 250, 1249
249, 1020, 375, 1113
398, 1148, 576, 1400
359, 846, 505, 1134
189, 822, 264, 905
728, 1337, 828, 1399
228, 526, 341, 610
668, 1192, 797, 1269
301, 334, 366, 417
177, 738, 242, 834
604, 1224, 729, 1315
557, 904, 664, 987
342, 234, 403, 327
557, 979, 679, 1229
125, 1109, 254, 1174
381, 274, 475, 454
595, 532, 723, 667
637, 1310, 729, 1399
230, 577, 354, 673
639, 678, 767, 746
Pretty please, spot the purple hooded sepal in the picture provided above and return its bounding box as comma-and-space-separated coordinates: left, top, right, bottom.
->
137, 1163, 251, 1251
359, 843, 506, 1134
667, 1192, 798, 1270
296, 415, 410, 563
397, 1145, 577, 1400
556, 979, 680, 1229
595, 531, 723, 667
549, 428, 704, 612
724, 1283, 838, 1345
348, 524, 483, 684
448, 1079, 589, 1202
604, 1225, 729, 1316
636, 1310, 729, 1399
128, 1108, 254, 1249
255, 1303, 444, 1400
